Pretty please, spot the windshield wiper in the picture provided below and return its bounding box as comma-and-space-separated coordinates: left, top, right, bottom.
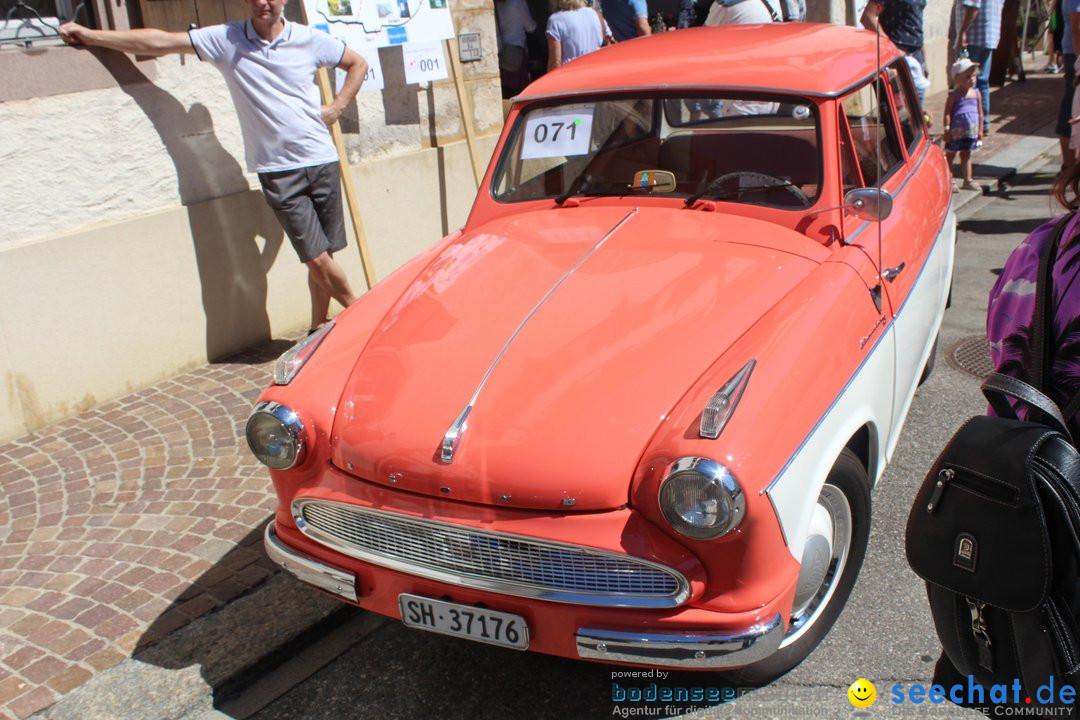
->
683, 173, 714, 207
687, 180, 802, 205
709, 182, 799, 200
555, 172, 592, 206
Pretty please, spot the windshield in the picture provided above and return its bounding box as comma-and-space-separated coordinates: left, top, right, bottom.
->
492, 94, 822, 209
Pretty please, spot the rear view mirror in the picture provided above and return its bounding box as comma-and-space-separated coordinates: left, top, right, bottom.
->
845, 188, 893, 222
631, 170, 677, 194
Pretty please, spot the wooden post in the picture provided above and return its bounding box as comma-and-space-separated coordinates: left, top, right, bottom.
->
445, 35, 485, 188
297, 0, 378, 290
315, 68, 378, 290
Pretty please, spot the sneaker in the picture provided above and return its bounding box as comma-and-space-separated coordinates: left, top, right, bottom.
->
961, 180, 982, 192
1044, 63, 1062, 73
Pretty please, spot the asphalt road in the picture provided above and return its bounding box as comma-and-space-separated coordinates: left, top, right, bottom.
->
238, 160, 1066, 720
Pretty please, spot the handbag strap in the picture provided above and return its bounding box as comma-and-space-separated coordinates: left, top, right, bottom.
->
1022, 212, 1078, 433
1032, 212, 1074, 392
982, 373, 1073, 441
758, 0, 781, 22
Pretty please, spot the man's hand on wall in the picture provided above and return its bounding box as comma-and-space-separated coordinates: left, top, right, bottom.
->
59, 23, 91, 46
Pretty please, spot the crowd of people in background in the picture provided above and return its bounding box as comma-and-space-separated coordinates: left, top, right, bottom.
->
495, 0, 924, 102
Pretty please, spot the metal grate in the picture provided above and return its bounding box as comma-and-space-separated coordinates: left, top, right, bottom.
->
948, 335, 995, 378
1, 0, 91, 47
294, 500, 688, 606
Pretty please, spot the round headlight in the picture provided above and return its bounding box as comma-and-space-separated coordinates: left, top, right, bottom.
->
245, 402, 306, 470
659, 457, 745, 540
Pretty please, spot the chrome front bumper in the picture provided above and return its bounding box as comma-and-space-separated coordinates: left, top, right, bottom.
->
264, 522, 358, 603
268, 520, 785, 669
576, 614, 785, 669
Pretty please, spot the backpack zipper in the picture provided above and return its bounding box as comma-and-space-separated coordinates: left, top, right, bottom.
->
927, 467, 1019, 513
968, 598, 995, 671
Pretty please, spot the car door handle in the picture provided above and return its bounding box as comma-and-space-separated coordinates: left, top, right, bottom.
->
882, 262, 906, 282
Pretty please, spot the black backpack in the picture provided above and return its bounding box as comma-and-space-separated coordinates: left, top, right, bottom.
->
905, 213, 1080, 709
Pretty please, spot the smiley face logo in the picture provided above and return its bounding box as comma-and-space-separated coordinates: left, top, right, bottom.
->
847, 678, 876, 708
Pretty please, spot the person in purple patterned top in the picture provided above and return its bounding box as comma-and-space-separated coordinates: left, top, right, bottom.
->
935, 166, 1080, 708
986, 166, 1080, 437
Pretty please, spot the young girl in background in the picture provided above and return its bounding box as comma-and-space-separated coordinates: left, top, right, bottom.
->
943, 57, 984, 193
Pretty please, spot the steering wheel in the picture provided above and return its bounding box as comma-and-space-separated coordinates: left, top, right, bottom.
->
706, 171, 809, 206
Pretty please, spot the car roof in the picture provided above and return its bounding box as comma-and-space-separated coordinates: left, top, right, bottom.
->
516, 23, 903, 101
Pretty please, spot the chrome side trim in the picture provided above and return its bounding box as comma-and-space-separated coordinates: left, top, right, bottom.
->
293, 498, 691, 608
576, 613, 785, 669
439, 209, 638, 464
263, 522, 357, 603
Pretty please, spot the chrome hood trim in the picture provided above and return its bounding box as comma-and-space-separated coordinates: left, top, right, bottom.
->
440, 209, 638, 464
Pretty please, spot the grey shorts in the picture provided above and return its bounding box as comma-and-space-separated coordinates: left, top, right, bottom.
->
258, 162, 347, 264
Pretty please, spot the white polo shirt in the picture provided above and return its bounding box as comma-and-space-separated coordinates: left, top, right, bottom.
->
189, 20, 345, 173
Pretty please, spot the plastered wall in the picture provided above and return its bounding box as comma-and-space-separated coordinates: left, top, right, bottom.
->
0, 138, 496, 441
0, 0, 503, 441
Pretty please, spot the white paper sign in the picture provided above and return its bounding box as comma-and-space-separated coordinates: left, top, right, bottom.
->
521, 106, 593, 159
403, 41, 448, 84
336, 47, 384, 92
304, 0, 454, 49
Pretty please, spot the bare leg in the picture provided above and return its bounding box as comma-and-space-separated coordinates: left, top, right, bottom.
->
308, 270, 331, 330
305, 251, 357, 330
959, 151, 972, 183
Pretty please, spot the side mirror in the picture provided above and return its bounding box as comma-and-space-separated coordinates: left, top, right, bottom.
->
631, 170, 677, 194
844, 188, 893, 222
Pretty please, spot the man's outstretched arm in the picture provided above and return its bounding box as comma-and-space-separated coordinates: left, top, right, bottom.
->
59, 23, 196, 56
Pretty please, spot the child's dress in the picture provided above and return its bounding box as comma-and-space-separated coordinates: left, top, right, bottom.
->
946, 90, 981, 152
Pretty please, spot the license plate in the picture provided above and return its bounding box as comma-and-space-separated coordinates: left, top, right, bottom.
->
398, 593, 530, 650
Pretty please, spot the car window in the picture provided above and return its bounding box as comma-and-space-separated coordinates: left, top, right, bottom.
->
887, 60, 923, 154
842, 79, 904, 185
839, 116, 862, 193
492, 93, 821, 209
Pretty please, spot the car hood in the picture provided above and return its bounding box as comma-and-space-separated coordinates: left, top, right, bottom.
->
331, 206, 821, 511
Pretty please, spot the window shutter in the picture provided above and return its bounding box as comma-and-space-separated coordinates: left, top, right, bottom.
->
136, 0, 246, 30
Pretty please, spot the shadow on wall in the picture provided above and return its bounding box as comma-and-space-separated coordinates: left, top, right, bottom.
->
91, 50, 285, 361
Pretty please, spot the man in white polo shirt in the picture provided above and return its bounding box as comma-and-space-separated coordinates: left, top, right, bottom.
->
60, 0, 368, 335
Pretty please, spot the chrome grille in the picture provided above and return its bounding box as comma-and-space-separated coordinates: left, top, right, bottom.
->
293, 500, 690, 608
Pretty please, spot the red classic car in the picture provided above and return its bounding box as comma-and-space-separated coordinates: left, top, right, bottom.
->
246, 23, 954, 680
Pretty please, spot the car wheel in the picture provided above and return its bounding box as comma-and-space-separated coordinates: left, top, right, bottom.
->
725, 449, 870, 685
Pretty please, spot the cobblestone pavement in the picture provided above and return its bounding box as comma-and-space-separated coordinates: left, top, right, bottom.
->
0, 53, 1066, 720
0, 342, 292, 720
